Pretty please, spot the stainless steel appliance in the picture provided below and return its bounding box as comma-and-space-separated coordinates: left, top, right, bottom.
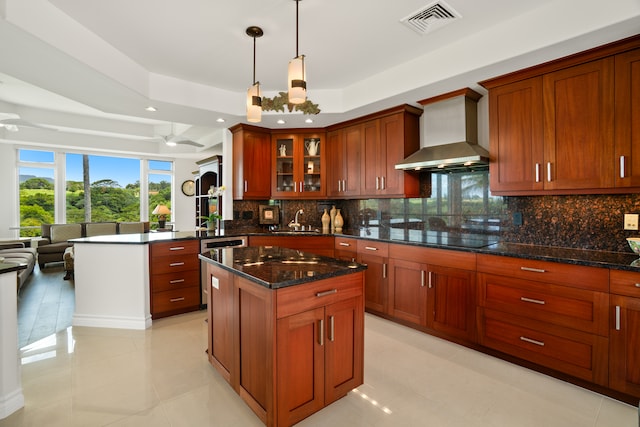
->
200, 236, 247, 307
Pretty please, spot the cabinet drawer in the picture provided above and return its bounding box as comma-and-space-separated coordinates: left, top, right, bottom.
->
479, 308, 608, 385
151, 269, 200, 292
610, 269, 640, 298
477, 254, 608, 292
151, 239, 198, 257
334, 237, 357, 251
151, 254, 199, 274
357, 240, 389, 257
276, 272, 364, 319
152, 287, 200, 314
479, 273, 609, 336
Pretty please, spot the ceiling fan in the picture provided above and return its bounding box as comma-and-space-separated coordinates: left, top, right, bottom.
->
152, 123, 204, 148
0, 113, 55, 132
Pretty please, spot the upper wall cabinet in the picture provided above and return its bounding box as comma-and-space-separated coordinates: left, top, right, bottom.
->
271, 131, 326, 199
481, 35, 640, 195
328, 105, 422, 199
230, 124, 272, 200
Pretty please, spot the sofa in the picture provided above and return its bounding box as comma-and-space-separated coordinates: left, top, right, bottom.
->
37, 222, 149, 270
0, 242, 37, 291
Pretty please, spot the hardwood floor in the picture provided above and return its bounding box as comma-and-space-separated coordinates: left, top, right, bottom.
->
16, 263, 74, 348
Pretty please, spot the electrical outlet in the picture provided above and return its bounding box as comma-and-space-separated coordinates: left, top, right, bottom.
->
624, 213, 639, 230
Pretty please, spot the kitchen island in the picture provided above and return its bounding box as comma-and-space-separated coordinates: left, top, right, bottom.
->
199, 246, 366, 427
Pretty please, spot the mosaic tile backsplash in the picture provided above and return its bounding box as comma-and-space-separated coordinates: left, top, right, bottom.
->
227, 172, 640, 254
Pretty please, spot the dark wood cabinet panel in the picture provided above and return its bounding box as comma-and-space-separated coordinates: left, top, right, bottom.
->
248, 235, 335, 258
543, 58, 615, 190
610, 294, 640, 396
388, 257, 427, 325
272, 132, 326, 199
615, 48, 640, 187
428, 265, 476, 341
231, 124, 272, 200
326, 126, 361, 198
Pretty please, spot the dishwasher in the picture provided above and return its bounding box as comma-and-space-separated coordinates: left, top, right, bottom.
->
200, 236, 247, 307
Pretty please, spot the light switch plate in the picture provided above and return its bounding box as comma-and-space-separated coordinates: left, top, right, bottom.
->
624, 213, 639, 230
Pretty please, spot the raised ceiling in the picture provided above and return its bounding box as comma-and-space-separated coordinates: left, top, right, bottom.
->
0, 0, 638, 158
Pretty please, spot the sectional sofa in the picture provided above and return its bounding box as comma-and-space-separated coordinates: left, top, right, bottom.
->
0, 242, 37, 291
37, 222, 149, 269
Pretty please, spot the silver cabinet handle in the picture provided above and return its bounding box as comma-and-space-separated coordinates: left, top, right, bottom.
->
420, 270, 426, 287
364, 246, 378, 251
316, 289, 338, 297
300, 182, 303, 193
339, 242, 351, 247
329, 316, 335, 342
635, 283, 640, 288
535, 163, 541, 183
244, 180, 248, 192
520, 296, 545, 305
615, 305, 621, 331
169, 246, 185, 251
381, 176, 385, 190
169, 262, 185, 267
620, 156, 626, 179
319, 319, 324, 346
520, 336, 544, 346
342, 180, 346, 192
337, 180, 342, 192
428, 271, 433, 289
169, 279, 185, 284
382, 263, 387, 279
547, 162, 552, 182
170, 297, 185, 303
375, 176, 380, 190
520, 266, 546, 273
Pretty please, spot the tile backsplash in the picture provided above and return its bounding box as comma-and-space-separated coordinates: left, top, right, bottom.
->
227, 172, 640, 254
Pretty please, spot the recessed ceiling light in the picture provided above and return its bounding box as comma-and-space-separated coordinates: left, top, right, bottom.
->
277, 119, 286, 124
305, 118, 313, 124
165, 141, 177, 147
216, 118, 225, 123
145, 106, 157, 112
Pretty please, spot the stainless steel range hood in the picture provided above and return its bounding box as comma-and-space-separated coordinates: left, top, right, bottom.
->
395, 88, 489, 172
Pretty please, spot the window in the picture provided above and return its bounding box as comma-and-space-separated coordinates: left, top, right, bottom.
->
18, 149, 56, 237
17, 149, 174, 235
65, 153, 141, 223
148, 160, 173, 229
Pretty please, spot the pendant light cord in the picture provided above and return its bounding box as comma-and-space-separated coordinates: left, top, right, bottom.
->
253, 35, 257, 85
295, 0, 299, 57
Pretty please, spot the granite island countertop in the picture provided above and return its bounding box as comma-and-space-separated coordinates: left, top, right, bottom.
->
199, 246, 366, 289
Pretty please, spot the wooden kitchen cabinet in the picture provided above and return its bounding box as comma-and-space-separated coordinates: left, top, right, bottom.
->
542, 58, 614, 190
609, 270, 640, 396
360, 107, 421, 198
357, 240, 389, 314
615, 48, 640, 188
231, 124, 272, 200
477, 254, 610, 385
481, 38, 640, 195
326, 126, 361, 198
249, 235, 335, 257
387, 244, 476, 342
149, 239, 200, 318
333, 236, 357, 261
271, 131, 325, 199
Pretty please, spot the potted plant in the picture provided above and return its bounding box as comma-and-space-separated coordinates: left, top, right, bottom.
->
199, 185, 225, 231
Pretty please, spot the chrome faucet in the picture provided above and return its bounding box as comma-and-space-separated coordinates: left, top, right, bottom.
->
288, 209, 304, 230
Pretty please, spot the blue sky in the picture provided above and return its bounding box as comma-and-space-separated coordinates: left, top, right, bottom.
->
19, 150, 172, 187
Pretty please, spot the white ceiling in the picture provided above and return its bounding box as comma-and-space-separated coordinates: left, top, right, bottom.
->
0, 0, 639, 158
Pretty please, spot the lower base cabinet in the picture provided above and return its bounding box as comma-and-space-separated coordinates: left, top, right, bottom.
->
205, 262, 364, 427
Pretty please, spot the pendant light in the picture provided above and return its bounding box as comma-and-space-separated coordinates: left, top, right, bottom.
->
246, 26, 263, 123
288, 0, 306, 104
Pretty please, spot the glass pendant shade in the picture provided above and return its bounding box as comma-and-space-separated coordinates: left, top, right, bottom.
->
287, 55, 306, 104
246, 82, 262, 123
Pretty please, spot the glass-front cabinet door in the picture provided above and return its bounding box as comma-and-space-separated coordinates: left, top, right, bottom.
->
272, 132, 325, 199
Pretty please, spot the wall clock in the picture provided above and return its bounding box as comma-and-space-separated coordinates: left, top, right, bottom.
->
181, 180, 195, 196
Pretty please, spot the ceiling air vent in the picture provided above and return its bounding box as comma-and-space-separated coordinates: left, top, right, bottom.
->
400, 1, 461, 35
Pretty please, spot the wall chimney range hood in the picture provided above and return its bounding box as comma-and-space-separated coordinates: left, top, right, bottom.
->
395, 88, 489, 172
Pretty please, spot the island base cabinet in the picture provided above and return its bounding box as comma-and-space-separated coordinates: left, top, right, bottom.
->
206, 263, 234, 383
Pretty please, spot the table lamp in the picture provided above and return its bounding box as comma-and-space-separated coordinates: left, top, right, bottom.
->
152, 204, 171, 229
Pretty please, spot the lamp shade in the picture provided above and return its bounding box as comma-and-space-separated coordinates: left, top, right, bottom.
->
247, 82, 262, 123
287, 55, 306, 104
152, 205, 171, 216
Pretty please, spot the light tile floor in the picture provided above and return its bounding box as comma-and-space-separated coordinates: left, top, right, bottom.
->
2, 269, 637, 427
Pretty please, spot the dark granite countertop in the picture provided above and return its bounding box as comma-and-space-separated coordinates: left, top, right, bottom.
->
199, 246, 366, 289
